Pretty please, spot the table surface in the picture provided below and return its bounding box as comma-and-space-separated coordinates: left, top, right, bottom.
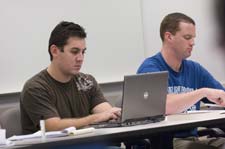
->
4, 110, 225, 149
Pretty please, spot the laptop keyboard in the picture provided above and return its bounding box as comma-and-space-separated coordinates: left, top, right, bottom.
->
90, 116, 165, 128
90, 120, 121, 128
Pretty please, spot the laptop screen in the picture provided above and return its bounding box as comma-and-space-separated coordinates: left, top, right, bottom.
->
120, 71, 168, 123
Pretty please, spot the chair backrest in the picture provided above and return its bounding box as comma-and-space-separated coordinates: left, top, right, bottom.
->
0, 106, 22, 138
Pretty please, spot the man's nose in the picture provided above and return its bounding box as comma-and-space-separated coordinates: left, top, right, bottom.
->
76, 52, 84, 61
190, 38, 195, 46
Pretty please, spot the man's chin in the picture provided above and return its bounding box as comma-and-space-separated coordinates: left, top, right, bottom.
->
184, 53, 191, 59
70, 69, 80, 75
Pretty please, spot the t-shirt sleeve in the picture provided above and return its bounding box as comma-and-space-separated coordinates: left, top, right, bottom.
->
21, 84, 59, 129
87, 75, 107, 109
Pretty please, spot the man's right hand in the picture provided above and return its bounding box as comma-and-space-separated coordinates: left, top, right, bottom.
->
203, 88, 225, 106
93, 107, 121, 123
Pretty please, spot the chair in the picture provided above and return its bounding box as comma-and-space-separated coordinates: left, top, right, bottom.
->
198, 102, 225, 137
198, 127, 225, 137
0, 106, 22, 138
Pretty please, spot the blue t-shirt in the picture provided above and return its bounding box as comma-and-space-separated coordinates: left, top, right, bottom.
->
137, 52, 225, 137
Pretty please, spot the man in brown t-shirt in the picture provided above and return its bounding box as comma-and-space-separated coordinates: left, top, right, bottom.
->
20, 21, 121, 134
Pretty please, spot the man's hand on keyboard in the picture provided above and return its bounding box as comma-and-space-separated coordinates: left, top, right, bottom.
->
93, 107, 121, 123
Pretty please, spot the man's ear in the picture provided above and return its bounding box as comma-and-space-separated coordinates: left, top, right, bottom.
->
164, 32, 173, 42
50, 45, 60, 59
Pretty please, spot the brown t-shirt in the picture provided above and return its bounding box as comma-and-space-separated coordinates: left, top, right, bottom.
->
20, 69, 107, 134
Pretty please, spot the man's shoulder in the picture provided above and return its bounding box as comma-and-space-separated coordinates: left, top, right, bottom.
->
137, 52, 164, 73
23, 69, 49, 90
145, 52, 161, 62
184, 59, 202, 68
144, 52, 164, 66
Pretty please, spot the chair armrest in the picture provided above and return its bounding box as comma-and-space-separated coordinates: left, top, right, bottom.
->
198, 128, 225, 137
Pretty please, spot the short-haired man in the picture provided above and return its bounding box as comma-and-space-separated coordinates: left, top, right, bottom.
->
20, 21, 121, 134
137, 13, 225, 149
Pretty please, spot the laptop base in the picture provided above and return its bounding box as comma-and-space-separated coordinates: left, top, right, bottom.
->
91, 115, 165, 128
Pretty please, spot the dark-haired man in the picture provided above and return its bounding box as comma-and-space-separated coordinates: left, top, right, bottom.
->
138, 13, 225, 149
20, 21, 121, 134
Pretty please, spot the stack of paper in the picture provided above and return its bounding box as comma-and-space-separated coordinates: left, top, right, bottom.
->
8, 127, 95, 141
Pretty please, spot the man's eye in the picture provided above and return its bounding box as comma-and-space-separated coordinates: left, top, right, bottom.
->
71, 50, 79, 54
184, 35, 192, 40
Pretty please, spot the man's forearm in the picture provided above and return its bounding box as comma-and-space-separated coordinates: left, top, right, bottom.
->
45, 114, 99, 131
166, 88, 205, 114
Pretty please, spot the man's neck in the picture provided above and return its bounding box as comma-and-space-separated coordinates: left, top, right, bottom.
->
47, 63, 72, 83
161, 45, 182, 72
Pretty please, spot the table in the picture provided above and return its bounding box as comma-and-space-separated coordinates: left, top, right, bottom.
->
5, 110, 225, 149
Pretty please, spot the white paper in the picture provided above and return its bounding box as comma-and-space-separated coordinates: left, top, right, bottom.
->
69, 127, 95, 135
8, 130, 67, 141
204, 103, 224, 108
186, 110, 225, 114
62, 126, 76, 133
8, 127, 95, 141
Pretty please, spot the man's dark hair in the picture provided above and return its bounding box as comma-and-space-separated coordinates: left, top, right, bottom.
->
48, 21, 87, 61
160, 12, 195, 42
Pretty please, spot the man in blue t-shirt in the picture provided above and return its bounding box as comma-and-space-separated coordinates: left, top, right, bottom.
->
137, 12, 225, 149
